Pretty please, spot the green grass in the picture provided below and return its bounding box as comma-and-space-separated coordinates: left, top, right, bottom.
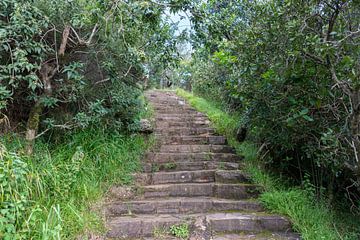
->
0, 127, 154, 239
176, 88, 360, 240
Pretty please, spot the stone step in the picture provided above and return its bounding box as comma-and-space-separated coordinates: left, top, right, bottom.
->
157, 135, 227, 145
155, 116, 209, 122
141, 183, 260, 199
155, 113, 207, 118
106, 197, 263, 216
207, 212, 293, 235
135, 170, 250, 185
106, 213, 293, 238
155, 109, 199, 114
159, 144, 235, 154
156, 121, 211, 128
213, 233, 301, 240
155, 127, 216, 136
143, 161, 242, 173
107, 214, 186, 238
150, 100, 187, 105
153, 106, 194, 111
146, 152, 242, 163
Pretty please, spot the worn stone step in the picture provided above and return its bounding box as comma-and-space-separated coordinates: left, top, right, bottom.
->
156, 121, 211, 128
145, 96, 180, 102
135, 170, 250, 185
106, 213, 293, 238
155, 109, 199, 114
155, 113, 207, 118
143, 161, 242, 173
146, 152, 242, 163
213, 233, 301, 240
141, 183, 260, 199
155, 127, 215, 136
151, 102, 185, 105
155, 116, 209, 122
158, 135, 227, 145
106, 197, 263, 216
106, 214, 186, 238
153, 105, 193, 111
207, 212, 292, 234
159, 144, 235, 154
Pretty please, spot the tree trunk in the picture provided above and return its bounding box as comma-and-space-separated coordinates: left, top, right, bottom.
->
25, 101, 43, 155
25, 25, 71, 155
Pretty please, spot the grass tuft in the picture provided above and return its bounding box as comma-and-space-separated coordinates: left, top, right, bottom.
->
0, 127, 152, 239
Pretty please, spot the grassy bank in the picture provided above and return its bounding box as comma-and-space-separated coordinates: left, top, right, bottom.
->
176, 88, 360, 240
0, 128, 153, 239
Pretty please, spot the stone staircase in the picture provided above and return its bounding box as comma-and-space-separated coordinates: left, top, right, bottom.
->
105, 90, 300, 240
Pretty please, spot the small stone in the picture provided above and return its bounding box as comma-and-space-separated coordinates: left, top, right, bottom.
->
139, 119, 153, 134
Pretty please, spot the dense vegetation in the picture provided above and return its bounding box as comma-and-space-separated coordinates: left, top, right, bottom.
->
1, 0, 360, 238
0, 0, 172, 238
177, 89, 360, 240
0, 0, 179, 153
174, 0, 360, 213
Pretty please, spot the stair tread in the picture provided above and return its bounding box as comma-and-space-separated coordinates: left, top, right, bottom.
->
110, 212, 288, 224
108, 196, 260, 204
213, 233, 301, 240
143, 182, 258, 188
106, 197, 263, 215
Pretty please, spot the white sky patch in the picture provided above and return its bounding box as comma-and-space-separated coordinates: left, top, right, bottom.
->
166, 10, 193, 54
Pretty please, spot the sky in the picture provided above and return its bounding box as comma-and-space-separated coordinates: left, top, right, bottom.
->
167, 10, 193, 55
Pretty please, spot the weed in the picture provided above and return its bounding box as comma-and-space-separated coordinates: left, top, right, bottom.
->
151, 164, 160, 172
217, 162, 225, 170
164, 162, 177, 170
153, 227, 169, 239
170, 223, 189, 239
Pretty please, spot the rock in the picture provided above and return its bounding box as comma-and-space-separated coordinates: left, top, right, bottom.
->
139, 119, 153, 134
108, 186, 135, 200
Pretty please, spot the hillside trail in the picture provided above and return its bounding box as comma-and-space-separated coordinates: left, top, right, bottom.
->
103, 90, 300, 240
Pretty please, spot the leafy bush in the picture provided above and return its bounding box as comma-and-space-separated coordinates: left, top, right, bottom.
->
0, 145, 30, 240
176, 0, 360, 207
0, 0, 179, 153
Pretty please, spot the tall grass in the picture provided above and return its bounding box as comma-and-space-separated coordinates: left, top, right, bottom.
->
0, 128, 153, 239
176, 88, 360, 240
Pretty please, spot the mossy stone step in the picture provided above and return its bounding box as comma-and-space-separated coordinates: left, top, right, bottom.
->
146, 152, 242, 163
106, 213, 293, 239
135, 170, 250, 185
143, 161, 242, 173
106, 197, 263, 216
141, 183, 260, 199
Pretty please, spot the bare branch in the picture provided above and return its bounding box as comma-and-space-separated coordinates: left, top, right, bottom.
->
59, 25, 71, 56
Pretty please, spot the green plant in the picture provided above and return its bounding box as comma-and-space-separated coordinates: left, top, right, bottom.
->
0, 145, 30, 240
174, 0, 360, 206
153, 227, 168, 239
0, 126, 151, 239
170, 223, 189, 239
164, 162, 177, 170
177, 89, 360, 240
1, 0, 181, 153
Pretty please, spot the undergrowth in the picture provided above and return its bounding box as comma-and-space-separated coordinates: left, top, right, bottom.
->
0, 128, 153, 239
176, 88, 360, 240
